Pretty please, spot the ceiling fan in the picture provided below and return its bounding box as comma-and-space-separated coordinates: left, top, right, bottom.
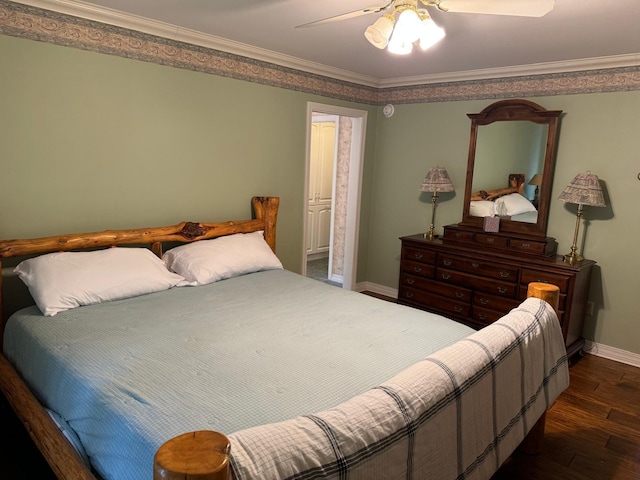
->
296, 0, 555, 55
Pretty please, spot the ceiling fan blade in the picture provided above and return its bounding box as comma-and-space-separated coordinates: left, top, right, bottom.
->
295, 1, 394, 28
435, 0, 554, 17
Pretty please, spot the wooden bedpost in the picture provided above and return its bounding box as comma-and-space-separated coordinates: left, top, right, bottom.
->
153, 430, 231, 480
519, 281, 560, 455
252, 196, 279, 253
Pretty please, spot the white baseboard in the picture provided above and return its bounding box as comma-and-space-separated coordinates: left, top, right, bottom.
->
583, 341, 640, 368
353, 283, 640, 369
354, 281, 398, 299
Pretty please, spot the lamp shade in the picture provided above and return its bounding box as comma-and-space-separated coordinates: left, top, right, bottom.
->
364, 14, 395, 49
558, 172, 605, 207
528, 174, 543, 186
420, 166, 455, 193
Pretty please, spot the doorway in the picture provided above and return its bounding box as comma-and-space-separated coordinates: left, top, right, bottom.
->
302, 103, 368, 291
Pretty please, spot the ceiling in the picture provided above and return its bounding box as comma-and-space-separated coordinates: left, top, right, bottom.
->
18, 0, 640, 86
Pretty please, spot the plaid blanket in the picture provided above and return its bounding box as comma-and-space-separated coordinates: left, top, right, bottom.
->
228, 297, 569, 480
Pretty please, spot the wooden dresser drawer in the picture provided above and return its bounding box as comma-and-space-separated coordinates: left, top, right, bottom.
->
509, 238, 549, 255
436, 268, 517, 298
399, 287, 471, 317
475, 233, 509, 248
401, 275, 471, 302
402, 247, 436, 265
443, 228, 474, 243
401, 260, 435, 278
474, 292, 521, 312
438, 255, 518, 283
520, 269, 570, 292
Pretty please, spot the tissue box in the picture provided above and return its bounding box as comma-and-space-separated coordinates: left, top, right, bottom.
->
483, 216, 500, 232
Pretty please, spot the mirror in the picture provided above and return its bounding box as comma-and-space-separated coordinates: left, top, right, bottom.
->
460, 99, 562, 237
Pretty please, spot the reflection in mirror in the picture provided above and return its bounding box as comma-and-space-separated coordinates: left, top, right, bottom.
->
471, 121, 548, 224
460, 99, 563, 237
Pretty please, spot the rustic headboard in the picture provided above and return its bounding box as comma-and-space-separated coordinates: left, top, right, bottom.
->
470, 173, 525, 201
0, 196, 280, 340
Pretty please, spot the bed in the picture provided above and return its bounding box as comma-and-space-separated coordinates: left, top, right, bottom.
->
469, 174, 539, 223
0, 196, 569, 480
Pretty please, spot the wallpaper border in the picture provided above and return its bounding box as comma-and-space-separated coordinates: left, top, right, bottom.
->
2, 0, 639, 106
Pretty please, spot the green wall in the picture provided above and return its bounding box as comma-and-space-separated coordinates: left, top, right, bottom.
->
2, 33, 638, 356
0, 34, 376, 276
367, 93, 640, 355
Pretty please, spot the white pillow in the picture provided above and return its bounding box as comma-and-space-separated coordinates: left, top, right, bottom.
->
469, 200, 496, 217
14, 248, 186, 316
163, 231, 283, 286
494, 193, 537, 216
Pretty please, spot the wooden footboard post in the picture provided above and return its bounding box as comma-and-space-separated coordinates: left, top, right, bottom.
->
519, 282, 560, 455
154, 430, 231, 480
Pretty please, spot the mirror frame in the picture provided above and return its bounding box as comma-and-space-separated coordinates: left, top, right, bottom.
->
460, 99, 562, 237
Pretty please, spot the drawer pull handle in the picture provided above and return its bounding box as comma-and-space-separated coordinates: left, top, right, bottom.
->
498, 286, 508, 294
500, 271, 510, 278
486, 238, 495, 244
479, 298, 489, 305
404, 292, 414, 298
414, 252, 423, 259
441, 273, 451, 280
406, 278, 415, 285
478, 313, 488, 320
456, 233, 462, 238
521, 243, 530, 249
443, 259, 452, 266
414, 266, 423, 273
455, 292, 464, 298
454, 306, 463, 313
471, 262, 480, 268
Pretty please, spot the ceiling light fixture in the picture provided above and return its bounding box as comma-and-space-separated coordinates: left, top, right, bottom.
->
364, 1, 445, 54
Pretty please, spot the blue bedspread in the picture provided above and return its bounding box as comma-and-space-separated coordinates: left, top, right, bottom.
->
3, 269, 474, 480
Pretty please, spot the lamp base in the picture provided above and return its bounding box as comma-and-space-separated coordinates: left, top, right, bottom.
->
564, 251, 583, 265
423, 231, 439, 241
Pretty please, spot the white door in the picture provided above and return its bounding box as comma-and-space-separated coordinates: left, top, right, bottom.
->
307, 120, 336, 256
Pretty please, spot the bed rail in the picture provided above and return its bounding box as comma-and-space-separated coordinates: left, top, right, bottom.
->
152, 282, 561, 480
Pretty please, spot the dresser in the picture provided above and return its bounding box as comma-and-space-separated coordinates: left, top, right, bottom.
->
398, 233, 595, 358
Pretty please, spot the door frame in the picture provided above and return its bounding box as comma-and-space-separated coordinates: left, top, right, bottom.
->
302, 102, 368, 290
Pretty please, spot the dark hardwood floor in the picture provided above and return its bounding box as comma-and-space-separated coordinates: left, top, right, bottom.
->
1, 353, 638, 479
492, 353, 640, 480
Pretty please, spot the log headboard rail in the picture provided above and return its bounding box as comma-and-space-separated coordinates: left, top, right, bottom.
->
0, 196, 279, 340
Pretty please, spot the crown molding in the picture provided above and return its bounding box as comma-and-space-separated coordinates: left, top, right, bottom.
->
9, 0, 640, 89
379, 54, 640, 88
8, 0, 381, 87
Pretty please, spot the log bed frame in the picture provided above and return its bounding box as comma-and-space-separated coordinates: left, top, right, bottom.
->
0, 196, 559, 480
470, 173, 526, 202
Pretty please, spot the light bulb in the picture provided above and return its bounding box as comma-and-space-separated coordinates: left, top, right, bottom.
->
419, 17, 445, 50
395, 8, 422, 43
387, 27, 413, 55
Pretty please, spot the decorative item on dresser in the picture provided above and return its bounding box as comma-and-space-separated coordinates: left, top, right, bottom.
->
419, 166, 455, 241
398, 234, 594, 359
399, 98, 596, 360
